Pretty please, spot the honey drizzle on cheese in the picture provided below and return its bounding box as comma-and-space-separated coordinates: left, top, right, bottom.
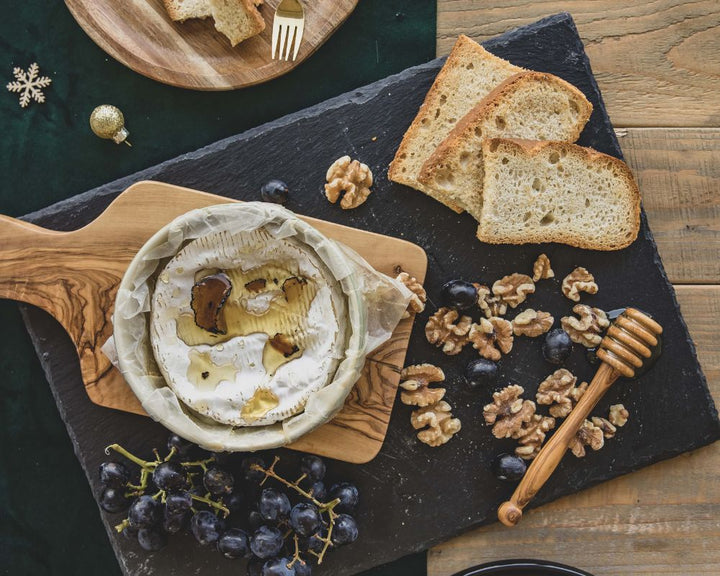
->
177, 264, 317, 377
187, 350, 239, 391
241, 389, 280, 423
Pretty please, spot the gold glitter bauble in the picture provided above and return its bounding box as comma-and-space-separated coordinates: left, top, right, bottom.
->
89, 104, 131, 146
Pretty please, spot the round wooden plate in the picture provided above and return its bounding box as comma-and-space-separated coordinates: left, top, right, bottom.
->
64, 0, 358, 90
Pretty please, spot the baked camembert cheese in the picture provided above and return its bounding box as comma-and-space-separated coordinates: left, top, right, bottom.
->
150, 227, 347, 427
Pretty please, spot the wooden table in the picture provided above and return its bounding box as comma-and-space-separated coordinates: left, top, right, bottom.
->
429, 3, 720, 575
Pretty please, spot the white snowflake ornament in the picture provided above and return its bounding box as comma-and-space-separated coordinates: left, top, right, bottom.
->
7, 62, 52, 108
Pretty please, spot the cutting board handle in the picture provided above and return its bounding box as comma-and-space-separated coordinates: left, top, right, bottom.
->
0, 214, 69, 313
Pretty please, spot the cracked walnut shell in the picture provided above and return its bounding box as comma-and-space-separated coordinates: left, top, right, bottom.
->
476, 284, 507, 318
411, 401, 462, 447
512, 309, 554, 337
568, 419, 605, 457
483, 385, 536, 439
396, 272, 426, 318
515, 414, 556, 460
469, 317, 513, 361
562, 267, 598, 302
532, 254, 555, 282
425, 307, 472, 355
492, 273, 535, 308
324, 155, 374, 209
609, 404, 629, 427
561, 304, 609, 347
399, 364, 445, 407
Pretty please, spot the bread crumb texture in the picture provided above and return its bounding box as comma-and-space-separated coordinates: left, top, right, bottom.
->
477, 139, 641, 250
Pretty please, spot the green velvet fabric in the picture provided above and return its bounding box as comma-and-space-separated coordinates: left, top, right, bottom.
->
0, 1, 436, 574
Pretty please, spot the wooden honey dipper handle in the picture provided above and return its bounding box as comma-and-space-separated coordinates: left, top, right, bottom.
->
498, 308, 663, 527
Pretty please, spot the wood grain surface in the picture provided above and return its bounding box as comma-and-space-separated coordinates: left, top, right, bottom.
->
64, 0, 358, 90
437, 0, 720, 127
617, 128, 720, 284
0, 181, 427, 463
431, 4, 720, 573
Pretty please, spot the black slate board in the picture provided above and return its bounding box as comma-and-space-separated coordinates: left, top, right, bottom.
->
19, 13, 720, 576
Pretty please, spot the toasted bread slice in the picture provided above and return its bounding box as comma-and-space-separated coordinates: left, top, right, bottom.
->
477, 139, 640, 250
418, 72, 592, 219
388, 35, 522, 213
163, 0, 212, 21
209, 0, 265, 47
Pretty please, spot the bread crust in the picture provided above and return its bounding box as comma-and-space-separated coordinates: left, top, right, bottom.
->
477, 138, 641, 251
419, 72, 592, 184
163, 0, 212, 21
388, 35, 521, 213
213, 0, 265, 46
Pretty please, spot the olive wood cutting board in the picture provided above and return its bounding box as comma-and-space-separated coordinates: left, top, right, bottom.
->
64, 0, 358, 90
0, 181, 427, 463
14, 13, 720, 576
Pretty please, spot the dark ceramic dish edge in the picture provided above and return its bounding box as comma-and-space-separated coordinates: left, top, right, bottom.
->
452, 559, 595, 576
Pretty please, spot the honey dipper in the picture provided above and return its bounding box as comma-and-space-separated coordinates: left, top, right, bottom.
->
497, 307, 663, 527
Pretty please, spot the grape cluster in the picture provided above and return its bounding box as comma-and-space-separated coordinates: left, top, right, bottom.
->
97, 435, 360, 575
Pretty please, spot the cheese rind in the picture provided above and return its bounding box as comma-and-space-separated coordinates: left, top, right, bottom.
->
150, 228, 346, 426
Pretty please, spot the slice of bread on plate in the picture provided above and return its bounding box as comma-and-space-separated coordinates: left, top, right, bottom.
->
388, 35, 523, 213
209, 0, 265, 46
163, 0, 213, 21
418, 72, 592, 219
477, 139, 640, 250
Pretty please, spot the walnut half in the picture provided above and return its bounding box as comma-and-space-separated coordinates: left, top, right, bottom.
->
399, 364, 445, 407
532, 253, 555, 282
568, 419, 605, 457
512, 309, 554, 337
591, 416, 617, 439
324, 156, 374, 209
492, 273, 536, 309
476, 284, 507, 318
515, 414, 556, 460
411, 401, 462, 447
468, 317, 513, 361
425, 308, 472, 355
562, 267, 598, 302
561, 304, 609, 347
396, 272, 426, 318
609, 404, 629, 427
535, 368, 577, 415
483, 385, 536, 439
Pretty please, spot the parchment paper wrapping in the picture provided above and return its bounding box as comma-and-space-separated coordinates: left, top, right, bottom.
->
111, 202, 412, 452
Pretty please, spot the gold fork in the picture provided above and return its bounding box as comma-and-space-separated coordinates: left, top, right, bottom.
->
271, 0, 305, 61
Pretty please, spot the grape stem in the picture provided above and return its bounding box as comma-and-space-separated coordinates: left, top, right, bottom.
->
251, 457, 340, 511
114, 518, 130, 534
287, 534, 306, 569
180, 457, 215, 472
190, 493, 229, 518
251, 456, 340, 564
125, 467, 150, 497
105, 444, 156, 470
